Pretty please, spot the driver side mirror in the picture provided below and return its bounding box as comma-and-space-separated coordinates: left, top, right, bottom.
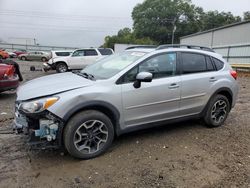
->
133, 72, 153, 89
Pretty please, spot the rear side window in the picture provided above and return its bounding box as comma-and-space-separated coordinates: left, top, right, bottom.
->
206, 56, 215, 71
212, 57, 224, 70
182, 53, 206, 74
84, 49, 98, 56
98, 49, 113, 55
55, 52, 71, 56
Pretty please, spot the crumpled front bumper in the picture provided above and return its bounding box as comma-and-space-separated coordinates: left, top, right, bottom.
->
13, 105, 64, 149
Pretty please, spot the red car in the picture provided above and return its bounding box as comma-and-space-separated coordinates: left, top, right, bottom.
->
13, 49, 27, 56
0, 63, 20, 92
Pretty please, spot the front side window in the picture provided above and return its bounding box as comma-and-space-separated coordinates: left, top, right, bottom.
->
72, 50, 84, 57
182, 53, 206, 74
123, 53, 177, 83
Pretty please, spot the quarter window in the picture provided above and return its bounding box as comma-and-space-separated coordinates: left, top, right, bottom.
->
182, 53, 206, 74
212, 57, 224, 70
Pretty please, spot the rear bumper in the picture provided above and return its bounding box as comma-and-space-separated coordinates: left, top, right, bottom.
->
0, 77, 19, 92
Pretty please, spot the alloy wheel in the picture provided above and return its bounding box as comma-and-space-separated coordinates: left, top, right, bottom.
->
211, 100, 228, 124
74, 120, 108, 154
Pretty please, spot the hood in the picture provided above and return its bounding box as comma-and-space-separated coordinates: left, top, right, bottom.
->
17, 72, 93, 101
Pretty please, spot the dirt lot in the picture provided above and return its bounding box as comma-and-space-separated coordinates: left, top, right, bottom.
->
0, 60, 249, 188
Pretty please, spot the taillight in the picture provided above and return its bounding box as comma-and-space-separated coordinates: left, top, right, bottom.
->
4, 66, 15, 79
230, 70, 237, 80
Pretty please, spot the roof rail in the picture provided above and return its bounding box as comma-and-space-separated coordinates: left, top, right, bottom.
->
156, 44, 215, 52
125, 45, 157, 50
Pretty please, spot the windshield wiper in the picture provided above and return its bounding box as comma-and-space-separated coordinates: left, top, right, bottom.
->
75, 72, 96, 81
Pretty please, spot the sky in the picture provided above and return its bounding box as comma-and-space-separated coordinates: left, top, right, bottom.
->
0, 0, 249, 48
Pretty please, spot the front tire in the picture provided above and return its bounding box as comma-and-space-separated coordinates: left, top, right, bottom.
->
56, 62, 68, 73
41, 57, 47, 62
63, 110, 114, 159
204, 94, 230, 127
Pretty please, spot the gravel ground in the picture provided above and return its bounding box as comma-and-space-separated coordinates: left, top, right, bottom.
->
0, 60, 249, 188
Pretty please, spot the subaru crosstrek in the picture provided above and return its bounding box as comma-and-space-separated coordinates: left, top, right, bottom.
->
14, 45, 239, 159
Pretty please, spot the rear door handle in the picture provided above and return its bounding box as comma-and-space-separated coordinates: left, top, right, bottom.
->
209, 77, 217, 82
168, 83, 179, 89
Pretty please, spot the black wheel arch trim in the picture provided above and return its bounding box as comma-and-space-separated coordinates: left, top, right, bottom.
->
62, 100, 121, 134
201, 87, 233, 116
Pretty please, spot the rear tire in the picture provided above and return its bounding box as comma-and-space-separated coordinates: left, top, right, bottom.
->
56, 62, 68, 73
203, 94, 230, 128
64, 110, 114, 159
21, 56, 26, 61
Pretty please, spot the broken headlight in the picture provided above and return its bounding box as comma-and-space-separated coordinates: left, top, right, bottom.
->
19, 97, 59, 114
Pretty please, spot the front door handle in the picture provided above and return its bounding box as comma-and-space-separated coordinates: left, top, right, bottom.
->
168, 83, 179, 89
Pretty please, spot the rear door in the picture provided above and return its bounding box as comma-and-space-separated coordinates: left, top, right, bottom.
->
179, 52, 217, 116
121, 52, 181, 127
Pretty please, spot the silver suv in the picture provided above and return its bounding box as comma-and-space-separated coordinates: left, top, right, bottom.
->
14, 45, 239, 159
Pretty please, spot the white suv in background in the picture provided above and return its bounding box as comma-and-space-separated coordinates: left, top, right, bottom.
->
43, 48, 114, 73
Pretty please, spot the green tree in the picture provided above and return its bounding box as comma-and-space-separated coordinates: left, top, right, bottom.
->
132, 0, 203, 44
103, 27, 156, 49
243, 11, 250, 20
200, 11, 241, 30
131, 0, 242, 44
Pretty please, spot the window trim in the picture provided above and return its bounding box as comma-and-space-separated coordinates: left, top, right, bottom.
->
180, 52, 217, 75
84, 49, 98, 56
116, 51, 181, 85
211, 57, 225, 71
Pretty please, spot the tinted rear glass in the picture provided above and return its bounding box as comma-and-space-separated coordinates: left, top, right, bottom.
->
212, 57, 224, 70
182, 53, 206, 74
206, 56, 215, 71
98, 49, 113, 55
55, 52, 71, 56
84, 49, 98, 56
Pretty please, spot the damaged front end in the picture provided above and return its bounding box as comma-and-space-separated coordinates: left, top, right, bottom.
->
13, 99, 64, 149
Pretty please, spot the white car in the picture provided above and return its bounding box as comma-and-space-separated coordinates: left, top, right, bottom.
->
43, 48, 114, 73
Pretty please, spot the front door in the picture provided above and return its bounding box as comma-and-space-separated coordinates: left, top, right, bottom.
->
69, 50, 85, 69
121, 52, 181, 128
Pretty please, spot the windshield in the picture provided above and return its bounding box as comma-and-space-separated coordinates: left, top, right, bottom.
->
81, 51, 147, 79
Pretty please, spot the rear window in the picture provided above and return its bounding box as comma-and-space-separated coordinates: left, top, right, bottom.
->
98, 49, 113, 55
212, 57, 224, 70
55, 52, 71, 56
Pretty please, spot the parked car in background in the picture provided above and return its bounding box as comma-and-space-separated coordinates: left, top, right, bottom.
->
6, 50, 17, 58
0, 60, 22, 92
18, 51, 51, 62
13, 49, 27, 56
43, 48, 114, 73
14, 45, 238, 159
0, 49, 9, 59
